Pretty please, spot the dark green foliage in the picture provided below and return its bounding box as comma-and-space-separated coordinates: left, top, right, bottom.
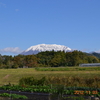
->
0, 84, 100, 97
92, 52, 100, 58
18, 75, 100, 88
0, 93, 28, 99
55, 85, 65, 96
0, 93, 9, 97
35, 66, 100, 71
19, 76, 47, 86
0, 50, 100, 68
36, 51, 55, 67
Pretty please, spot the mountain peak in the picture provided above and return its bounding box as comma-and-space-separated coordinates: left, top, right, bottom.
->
20, 44, 72, 55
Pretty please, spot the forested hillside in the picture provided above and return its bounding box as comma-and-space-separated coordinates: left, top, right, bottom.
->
91, 52, 100, 58
0, 50, 100, 68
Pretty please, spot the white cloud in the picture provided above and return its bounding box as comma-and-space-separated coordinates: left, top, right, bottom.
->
0, 47, 23, 54
0, 2, 6, 8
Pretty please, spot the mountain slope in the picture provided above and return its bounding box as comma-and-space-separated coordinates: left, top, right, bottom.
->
91, 52, 100, 58
20, 44, 72, 55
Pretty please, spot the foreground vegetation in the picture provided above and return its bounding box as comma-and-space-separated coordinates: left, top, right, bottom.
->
19, 75, 100, 88
0, 67, 100, 87
0, 84, 99, 96
35, 66, 100, 71
0, 93, 28, 99
0, 67, 100, 99
0, 77, 100, 100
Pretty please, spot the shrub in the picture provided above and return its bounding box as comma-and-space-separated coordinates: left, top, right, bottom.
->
19, 76, 47, 86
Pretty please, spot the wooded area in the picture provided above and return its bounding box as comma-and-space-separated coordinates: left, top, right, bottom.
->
0, 50, 100, 68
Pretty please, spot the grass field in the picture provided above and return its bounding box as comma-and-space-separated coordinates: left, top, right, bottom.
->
0, 67, 100, 87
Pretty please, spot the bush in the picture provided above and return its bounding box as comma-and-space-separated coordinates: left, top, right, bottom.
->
19, 76, 47, 86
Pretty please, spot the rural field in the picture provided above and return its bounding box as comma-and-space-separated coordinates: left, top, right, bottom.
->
0, 67, 100, 87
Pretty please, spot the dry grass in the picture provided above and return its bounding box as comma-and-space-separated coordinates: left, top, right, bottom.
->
0, 68, 100, 86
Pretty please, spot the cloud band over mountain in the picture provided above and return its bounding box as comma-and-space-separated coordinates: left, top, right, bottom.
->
0, 47, 23, 54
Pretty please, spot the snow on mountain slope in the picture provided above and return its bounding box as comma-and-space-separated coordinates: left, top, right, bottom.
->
20, 44, 72, 55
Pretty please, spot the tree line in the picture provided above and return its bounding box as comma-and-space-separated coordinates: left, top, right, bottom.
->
0, 50, 100, 68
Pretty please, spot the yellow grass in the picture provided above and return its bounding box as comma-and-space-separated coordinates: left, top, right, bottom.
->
0, 68, 100, 86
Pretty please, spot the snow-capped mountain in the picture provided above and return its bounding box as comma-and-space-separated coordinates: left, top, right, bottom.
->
20, 44, 72, 55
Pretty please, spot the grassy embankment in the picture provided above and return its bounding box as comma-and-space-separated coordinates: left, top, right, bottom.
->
0, 66, 100, 87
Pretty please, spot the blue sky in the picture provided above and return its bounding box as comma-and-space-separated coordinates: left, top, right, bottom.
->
0, 0, 100, 55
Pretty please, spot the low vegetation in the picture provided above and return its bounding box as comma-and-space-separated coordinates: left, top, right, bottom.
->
0, 67, 100, 99
0, 67, 100, 86
19, 76, 100, 88
0, 93, 28, 99
35, 66, 100, 71
0, 84, 100, 96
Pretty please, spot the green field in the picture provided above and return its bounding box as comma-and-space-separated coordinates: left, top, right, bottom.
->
0, 67, 100, 87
